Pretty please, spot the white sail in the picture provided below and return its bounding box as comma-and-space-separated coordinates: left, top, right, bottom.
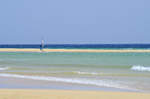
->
41, 40, 44, 48
40, 39, 44, 50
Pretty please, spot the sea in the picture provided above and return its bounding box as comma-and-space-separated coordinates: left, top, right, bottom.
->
0, 44, 150, 92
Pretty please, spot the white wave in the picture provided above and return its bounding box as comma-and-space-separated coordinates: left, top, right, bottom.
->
0, 73, 137, 91
73, 71, 100, 75
0, 67, 9, 71
131, 65, 150, 72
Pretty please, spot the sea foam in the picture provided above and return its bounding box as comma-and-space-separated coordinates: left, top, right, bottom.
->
131, 65, 150, 72
0, 73, 137, 91
0, 67, 9, 71
73, 71, 99, 75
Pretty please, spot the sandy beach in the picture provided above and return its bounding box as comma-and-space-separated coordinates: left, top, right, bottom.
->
1, 0, 149, 98
0, 89, 149, 99
1, 48, 150, 52
0, 48, 150, 99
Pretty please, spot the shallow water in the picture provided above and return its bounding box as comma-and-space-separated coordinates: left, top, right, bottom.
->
0, 52, 150, 92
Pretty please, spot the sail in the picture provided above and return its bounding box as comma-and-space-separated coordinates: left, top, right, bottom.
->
41, 40, 44, 48
40, 40, 44, 50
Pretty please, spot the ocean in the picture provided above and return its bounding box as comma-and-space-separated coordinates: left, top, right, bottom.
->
0, 44, 150, 92
0, 44, 150, 49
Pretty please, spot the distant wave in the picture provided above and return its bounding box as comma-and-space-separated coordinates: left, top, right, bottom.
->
131, 65, 150, 72
0, 73, 136, 91
73, 71, 100, 75
0, 67, 9, 71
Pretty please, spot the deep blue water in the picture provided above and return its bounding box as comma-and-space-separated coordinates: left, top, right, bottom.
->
0, 44, 150, 49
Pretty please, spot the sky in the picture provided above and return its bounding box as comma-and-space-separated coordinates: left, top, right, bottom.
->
0, 0, 150, 44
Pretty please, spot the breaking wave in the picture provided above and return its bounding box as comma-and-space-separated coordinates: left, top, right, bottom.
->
131, 65, 150, 72
73, 71, 100, 75
0, 67, 9, 71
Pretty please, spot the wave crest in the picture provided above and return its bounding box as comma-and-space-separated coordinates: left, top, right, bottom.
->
131, 65, 150, 72
73, 71, 99, 75
0, 67, 9, 71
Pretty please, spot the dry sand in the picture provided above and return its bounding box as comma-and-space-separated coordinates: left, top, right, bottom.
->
0, 48, 150, 53
0, 89, 149, 99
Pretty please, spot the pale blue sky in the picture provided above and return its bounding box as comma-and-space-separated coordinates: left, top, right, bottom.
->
0, 0, 150, 44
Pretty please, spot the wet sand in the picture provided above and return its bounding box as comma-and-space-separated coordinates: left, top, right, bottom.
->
0, 76, 132, 92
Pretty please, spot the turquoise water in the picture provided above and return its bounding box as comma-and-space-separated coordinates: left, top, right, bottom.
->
0, 52, 150, 92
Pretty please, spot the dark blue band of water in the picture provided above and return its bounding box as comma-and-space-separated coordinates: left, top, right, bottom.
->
0, 44, 150, 49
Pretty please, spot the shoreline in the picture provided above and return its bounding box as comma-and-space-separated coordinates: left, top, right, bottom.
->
1, 48, 150, 52
0, 89, 150, 99
0, 76, 134, 92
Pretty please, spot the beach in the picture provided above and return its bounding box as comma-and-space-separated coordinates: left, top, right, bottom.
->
0, 89, 150, 99
0, 50, 150, 92
1, 0, 150, 98
1, 48, 150, 52
0, 76, 150, 99
0, 47, 150, 98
